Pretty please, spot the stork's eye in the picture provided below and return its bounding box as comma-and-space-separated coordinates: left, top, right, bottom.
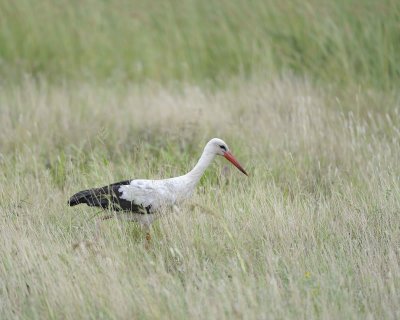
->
219, 145, 227, 151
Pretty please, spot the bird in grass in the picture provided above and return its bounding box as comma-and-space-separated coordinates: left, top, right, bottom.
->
68, 138, 248, 238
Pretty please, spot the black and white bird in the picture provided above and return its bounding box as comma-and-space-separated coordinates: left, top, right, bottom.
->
68, 138, 248, 227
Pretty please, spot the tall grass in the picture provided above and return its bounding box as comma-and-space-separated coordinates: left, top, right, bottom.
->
0, 0, 399, 88
0, 78, 399, 318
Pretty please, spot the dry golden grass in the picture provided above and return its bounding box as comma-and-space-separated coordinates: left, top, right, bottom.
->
0, 77, 399, 319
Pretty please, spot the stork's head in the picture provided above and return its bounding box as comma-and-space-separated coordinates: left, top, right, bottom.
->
205, 138, 248, 176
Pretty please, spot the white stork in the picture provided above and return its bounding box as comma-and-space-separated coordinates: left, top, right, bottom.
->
68, 138, 248, 229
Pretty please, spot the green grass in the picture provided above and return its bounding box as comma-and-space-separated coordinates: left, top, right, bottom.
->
0, 78, 399, 319
0, 0, 399, 88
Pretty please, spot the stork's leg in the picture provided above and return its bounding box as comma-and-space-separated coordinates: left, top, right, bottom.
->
146, 231, 152, 242
143, 224, 152, 249
144, 233, 152, 250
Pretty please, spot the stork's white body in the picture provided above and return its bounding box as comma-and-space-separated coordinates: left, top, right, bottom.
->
119, 176, 196, 211
117, 151, 215, 224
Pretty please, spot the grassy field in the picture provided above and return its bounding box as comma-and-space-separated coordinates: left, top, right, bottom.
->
1, 78, 399, 319
1, 0, 400, 88
1, 0, 400, 319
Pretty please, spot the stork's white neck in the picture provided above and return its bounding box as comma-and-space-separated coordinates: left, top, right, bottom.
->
185, 149, 216, 184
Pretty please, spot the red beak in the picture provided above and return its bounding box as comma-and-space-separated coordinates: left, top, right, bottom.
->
223, 151, 248, 176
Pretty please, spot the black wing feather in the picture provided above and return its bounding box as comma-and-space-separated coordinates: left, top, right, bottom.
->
68, 180, 151, 214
